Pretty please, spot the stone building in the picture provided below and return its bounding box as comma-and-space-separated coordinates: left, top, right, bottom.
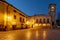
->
0, 0, 28, 30
0, 0, 56, 30
27, 14, 52, 29
27, 4, 56, 29
49, 4, 56, 28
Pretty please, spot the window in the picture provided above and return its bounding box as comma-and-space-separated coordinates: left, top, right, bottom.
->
20, 17, 22, 22
39, 19, 42, 23
36, 19, 38, 23
21, 24, 23, 29
47, 19, 49, 23
43, 19, 45, 23
14, 15, 16, 19
23, 19, 24, 22
14, 10, 16, 12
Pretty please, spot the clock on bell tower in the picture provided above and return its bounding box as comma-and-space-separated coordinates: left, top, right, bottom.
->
49, 4, 56, 12
49, 4, 56, 28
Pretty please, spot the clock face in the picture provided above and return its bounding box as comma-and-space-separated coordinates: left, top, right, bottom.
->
50, 6, 55, 11
51, 6, 54, 9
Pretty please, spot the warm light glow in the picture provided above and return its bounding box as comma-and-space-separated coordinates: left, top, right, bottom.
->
4, 14, 14, 26
47, 24, 51, 27
33, 23, 39, 28
5, 34, 14, 40
43, 24, 46, 26
12, 20, 16, 25
4, 14, 7, 21
4, 14, 12, 21
26, 21, 30, 25
34, 24, 38, 26
26, 20, 35, 28
36, 30, 39, 37
31, 20, 35, 24
51, 6, 54, 9
47, 24, 50, 26
43, 31, 46, 39
7, 16, 12, 21
39, 24, 42, 26
47, 24, 51, 28
26, 31, 31, 40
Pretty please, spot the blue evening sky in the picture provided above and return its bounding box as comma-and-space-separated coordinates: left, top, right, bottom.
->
6, 0, 60, 19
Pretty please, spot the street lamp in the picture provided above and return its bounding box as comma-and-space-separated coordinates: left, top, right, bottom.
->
26, 21, 30, 25
4, 14, 12, 22
25, 21, 30, 28
26, 20, 35, 28
7, 16, 12, 21
4, 14, 13, 27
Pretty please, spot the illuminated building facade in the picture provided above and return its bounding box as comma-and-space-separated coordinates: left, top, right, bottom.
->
27, 4, 56, 29
0, 0, 28, 30
0, 0, 56, 30
28, 15, 52, 28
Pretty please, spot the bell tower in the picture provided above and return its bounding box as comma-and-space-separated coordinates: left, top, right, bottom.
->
49, 4, 56, 28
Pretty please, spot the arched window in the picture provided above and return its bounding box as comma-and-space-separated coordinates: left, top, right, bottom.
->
20, 17, 22, 22
43, 19, 45, 23
47, 18, 49, 23
39, 19, 42, 23
14, 10, 16, 13
36, 19, 38, 23
23, 18, 24, 22
14, 15, 16, 19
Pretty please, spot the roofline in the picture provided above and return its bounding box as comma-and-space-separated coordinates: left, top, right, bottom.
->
0, 0, 29, 17
49, 3, 56, 5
